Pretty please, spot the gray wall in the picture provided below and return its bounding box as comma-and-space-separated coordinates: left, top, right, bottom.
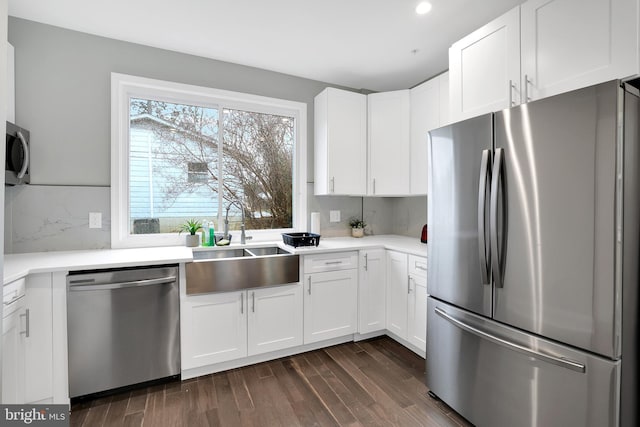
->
5, 17, 426, 253
9, 17, 332, 185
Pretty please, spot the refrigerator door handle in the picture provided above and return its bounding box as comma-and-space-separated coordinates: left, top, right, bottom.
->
478, 149, 491, 285
435, 306, 586, 373
490, 148, 506, 288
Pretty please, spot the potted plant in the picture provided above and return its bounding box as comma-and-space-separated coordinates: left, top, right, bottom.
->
179, 219, 202, 247
349, 217, 366, 238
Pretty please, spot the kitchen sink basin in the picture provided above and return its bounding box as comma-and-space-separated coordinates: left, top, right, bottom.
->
192, 248, 251, 260
186, 245, 299, 294
244, 246, 291, 256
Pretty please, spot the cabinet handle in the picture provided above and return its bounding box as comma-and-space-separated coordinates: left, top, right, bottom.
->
240, 293, 244, 314
364, 253, 368, 271
415, 262, 427, 271
331, 177, 335, 193
3, 292, 24, 306
407, 276, 412, 294
252, 292, 255, 313
524, 74, 532, 102
325, 261, 342, 265
20, 309, 30, 338
308, 276, 312, 295
508, 79, 516, 106
373, 178, 376, 195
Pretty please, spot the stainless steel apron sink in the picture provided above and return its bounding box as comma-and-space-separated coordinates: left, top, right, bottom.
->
186, 245, 299, 294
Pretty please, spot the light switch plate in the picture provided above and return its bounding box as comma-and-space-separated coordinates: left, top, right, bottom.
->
89, 212, 102, 229
329, 210, 341, 222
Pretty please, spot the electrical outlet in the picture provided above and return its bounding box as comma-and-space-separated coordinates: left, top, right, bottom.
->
89, 212, 102, 229
329, 210, 341, 222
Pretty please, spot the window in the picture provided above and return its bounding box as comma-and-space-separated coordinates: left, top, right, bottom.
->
111, 73, 307, 248
187, 162, 209, 184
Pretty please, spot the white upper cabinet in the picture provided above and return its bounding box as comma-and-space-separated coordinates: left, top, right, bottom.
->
450, 0, 639, 122
449, 6, 521, 122
521, 0, 638, 101
7, 43, 14, 123
314, 88, 367, 195
368, 90, 411, 195
439, 72, 451, 127
409, 72, 450, 195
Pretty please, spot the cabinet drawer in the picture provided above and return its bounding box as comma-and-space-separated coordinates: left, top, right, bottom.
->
3, 278, 26, 317
304, 251, 358, 273
408, 255, 428, 278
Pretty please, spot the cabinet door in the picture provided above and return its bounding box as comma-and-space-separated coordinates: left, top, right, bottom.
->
304, 269, 357, 344
2, 303, 25, 403
438, 72, 451, 127
181, 291, 247, 369
449, 6, 520, 121
7, 43, 14, 123
25, 273, 53, 404
314, 88, 367, 196
368, 90, 410, 195
247, 284, 303, 356
358, 249, 387, 334
386, 251, 408, 339
521, 0, 637, 102
408, 274, 427, 353
410, 78, 440, 195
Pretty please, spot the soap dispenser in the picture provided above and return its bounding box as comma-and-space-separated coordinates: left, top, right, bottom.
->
202, 220, 209, 246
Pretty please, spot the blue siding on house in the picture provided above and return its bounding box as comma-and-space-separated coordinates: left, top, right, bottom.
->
129, 125, 219, 220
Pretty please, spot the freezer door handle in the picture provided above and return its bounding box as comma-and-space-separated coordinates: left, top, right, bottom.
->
490, 148, 506, 288
435, 306, 586, 373
478, 149, 491, 285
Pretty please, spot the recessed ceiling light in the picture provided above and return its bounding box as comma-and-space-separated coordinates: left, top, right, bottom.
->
416, 2, 432, 15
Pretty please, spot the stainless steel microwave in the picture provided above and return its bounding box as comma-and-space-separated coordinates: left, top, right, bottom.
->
5, 121, 30, 185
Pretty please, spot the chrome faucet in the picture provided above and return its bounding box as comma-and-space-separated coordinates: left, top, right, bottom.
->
223, 204, 232, 240
239, 203, 252, 245
224, 200, 252, 244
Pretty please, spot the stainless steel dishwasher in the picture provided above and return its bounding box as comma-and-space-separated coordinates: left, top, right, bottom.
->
67, 265, 180, 398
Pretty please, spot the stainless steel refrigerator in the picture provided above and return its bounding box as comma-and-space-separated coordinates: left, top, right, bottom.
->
426, 79, 639, 427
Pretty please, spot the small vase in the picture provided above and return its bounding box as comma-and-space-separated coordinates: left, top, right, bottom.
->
351, 228, 364, 238
185, 234, 200, 247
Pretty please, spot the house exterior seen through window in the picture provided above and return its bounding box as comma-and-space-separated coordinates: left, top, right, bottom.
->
128, 98, 294, 235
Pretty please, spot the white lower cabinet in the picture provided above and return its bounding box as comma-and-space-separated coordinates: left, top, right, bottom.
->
182, 283, 303, 370
407, 273, 427, 352
24, 273, 54, 403
182, 291, 247, 369
386, 251, 409, 339
358, 249, 386, 334
2, 279, 26, 404
247, 285, 303, 356
2, 274, 54, 404
386, 252, 428, 354
303, 252, 358, 344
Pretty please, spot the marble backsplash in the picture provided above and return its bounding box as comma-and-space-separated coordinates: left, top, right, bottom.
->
4, 184, 111, 253
4, 184, 427, 254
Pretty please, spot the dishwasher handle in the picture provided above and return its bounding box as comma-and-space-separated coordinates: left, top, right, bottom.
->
68, 276, 177, 291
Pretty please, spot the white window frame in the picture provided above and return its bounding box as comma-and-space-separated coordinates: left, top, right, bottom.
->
111, 73, 307, 248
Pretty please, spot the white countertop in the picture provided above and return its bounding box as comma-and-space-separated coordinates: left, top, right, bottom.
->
3, 235, 427, 285
282, 235, 427, 257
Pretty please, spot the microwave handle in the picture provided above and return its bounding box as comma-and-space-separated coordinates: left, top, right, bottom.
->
16, 131, 29, 179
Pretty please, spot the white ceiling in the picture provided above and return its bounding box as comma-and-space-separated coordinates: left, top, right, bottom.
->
8, 0, 524, 92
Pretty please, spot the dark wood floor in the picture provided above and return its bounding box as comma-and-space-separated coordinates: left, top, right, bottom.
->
70, 336, 471, 427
